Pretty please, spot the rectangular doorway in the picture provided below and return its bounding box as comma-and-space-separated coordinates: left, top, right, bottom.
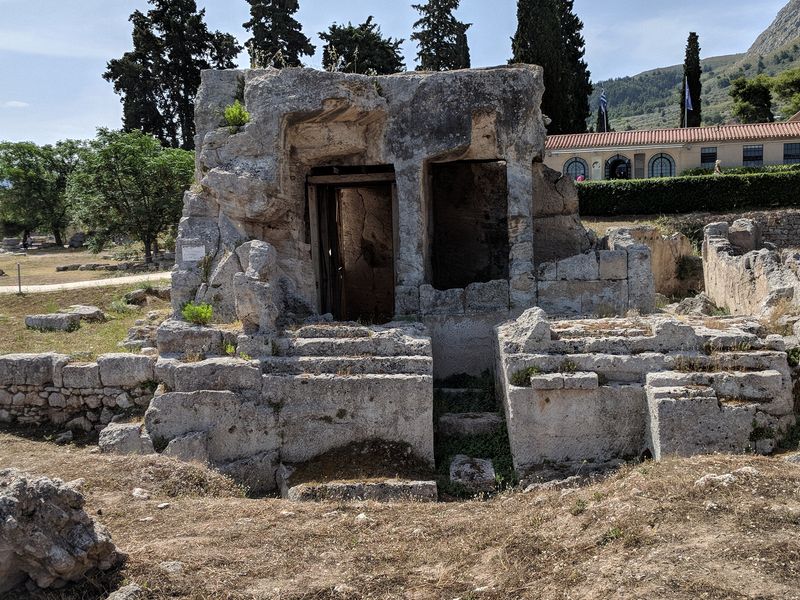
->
431, 160, 509, 290
309, 171, 396, 324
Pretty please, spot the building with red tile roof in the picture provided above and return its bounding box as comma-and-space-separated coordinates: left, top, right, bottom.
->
543, 122, 800, 181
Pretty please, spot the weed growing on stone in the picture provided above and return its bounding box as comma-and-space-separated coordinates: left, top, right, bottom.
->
509, 366, 541, 387
788, 347, 800, 368
224, 99, 250, 131
182, 302, 213, 326
559, 359, 578, 374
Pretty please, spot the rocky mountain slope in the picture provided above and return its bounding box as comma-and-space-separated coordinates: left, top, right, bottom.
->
590, 1, 800, 131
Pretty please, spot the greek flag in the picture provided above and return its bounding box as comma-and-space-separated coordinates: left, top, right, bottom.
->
599, 89, 608, 115
685, 77, 694, 112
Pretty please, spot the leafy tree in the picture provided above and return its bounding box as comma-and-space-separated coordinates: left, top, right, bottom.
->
680, 32, 702, 127
320, 16, 405, 74
411, 0, 471, 71
104, 0, 241, 151
243, 0, 315, 68
772, 68, 800, 118
730, 76, 774, 123
69, 130, 194, 263
511, 0, 592, 134
0, 140, 86, 246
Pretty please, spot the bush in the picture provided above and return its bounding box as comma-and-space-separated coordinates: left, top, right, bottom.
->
577, 170, 800, 216
224, 100, 250, 130
682, 163, 800, 177
182, 302, 213, 325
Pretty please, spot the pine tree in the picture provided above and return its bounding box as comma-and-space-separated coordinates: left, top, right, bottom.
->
730, 76, 775, 123
411, 0, 471, 71
320, 17, 405, 75
104, 0, 241, 150
243, 0, 315, 68
511, 0, 592, 134
680, 32, 702, 128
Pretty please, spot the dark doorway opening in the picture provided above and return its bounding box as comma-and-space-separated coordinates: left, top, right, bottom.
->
431, 160, 509, 290
310, 169, 396, 324
605, 154, 632, 180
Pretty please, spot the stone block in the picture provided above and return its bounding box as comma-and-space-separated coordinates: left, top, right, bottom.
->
99, 423, 154, 455
556, 253, 599, 281
529, 373, 564, 390
537, 262, 557, 281
465, 280, 509, 313
449, 455, 496, 494
284, 478, 438, 503
163, 431, 210, 464
60, 305, 106, 323
395, 285, 420, 316
563, 372, 599, 390
0, 354, 67, 386
496, 307, 552, 353
728, 219, 761, 253
170, 358, 262, 392
61, 364, 100, 389
598, 250, 627, 280
25, 314, 80, 332
156, 319, 224, 356
97, 354, 155, 387
419, 285, 464, 316
217, 451, 279, 495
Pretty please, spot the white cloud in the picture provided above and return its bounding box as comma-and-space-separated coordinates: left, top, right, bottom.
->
2, 100, 29, 108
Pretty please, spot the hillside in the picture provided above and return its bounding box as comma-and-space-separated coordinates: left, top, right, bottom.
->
590, 1, 800, 131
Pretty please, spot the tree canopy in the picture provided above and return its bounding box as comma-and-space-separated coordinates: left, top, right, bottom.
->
730, 75, 775, 123
243, 0, 315, 68
411, 0, 471, 71
320, 16, 405, 75
511, 0, 592, 134
772, 68, 800, 118
0, 140, 86, 246
104, 0, 241, 150
69, 130, 194, 263
680, 32, 702, 127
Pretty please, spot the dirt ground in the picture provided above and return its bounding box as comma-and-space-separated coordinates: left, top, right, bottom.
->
0, 248, 131, 286
2, 432, 800, 600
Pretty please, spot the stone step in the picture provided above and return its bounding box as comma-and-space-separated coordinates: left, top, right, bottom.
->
279, 336, 432, 358
289, 325, 372, 339
437, 412, 504, 437
260, 355, 432, 376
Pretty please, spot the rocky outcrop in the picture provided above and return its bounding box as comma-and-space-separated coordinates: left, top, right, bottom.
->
0, 469, 121, 593
748, 0, 800, 57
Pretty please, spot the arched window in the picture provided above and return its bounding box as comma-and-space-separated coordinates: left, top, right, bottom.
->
648, 153, 675, 178
564, 157, 588, 181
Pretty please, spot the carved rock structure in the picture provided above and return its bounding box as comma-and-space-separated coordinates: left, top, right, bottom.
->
0, 469, 121, 593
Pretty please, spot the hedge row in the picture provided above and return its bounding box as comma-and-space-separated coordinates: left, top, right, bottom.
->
576, 170, 800, 217
682, 163, 800, 177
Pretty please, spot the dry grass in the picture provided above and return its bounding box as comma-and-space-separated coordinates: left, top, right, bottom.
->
0, 284, 170, 358
2, 432, 800, 599
581, 217, 658, 238
0, 248, 134, 286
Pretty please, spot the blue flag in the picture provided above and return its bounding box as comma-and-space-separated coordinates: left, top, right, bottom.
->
685, 78, 693, 112
599, 89, 608, 115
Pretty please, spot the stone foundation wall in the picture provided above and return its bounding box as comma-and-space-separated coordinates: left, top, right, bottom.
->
0, 354, 156, 432
703, 220, 800, 316
667, 209, 800, 250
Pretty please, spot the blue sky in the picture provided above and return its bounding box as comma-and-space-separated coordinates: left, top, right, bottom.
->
0, 0, 788, 144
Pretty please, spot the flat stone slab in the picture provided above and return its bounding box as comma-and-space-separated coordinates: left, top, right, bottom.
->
449, 455, 496, 494
25, 313, 81, 332
438, 412, 503, 437
60, 305, 107, 323
284, 480, 438, 503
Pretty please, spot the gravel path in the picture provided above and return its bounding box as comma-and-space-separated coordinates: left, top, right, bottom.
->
0, 272, 172, 295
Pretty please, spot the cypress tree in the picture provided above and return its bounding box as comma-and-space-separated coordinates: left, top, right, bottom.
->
104, 0, 240, 150
511, 0, 592, 134
411, 0, 471, 71
243, 0, 316, 68
680, 32, 702, 128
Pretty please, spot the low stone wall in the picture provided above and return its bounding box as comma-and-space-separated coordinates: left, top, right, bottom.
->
666, 208, 800, 250
0, 353, 156, 432
703, 220, 800, 316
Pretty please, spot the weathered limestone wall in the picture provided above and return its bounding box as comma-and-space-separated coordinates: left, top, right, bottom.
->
0, 354, 156, 432
495, 309, 795, 477
610, 226, 702, 298
703, 220, 800, 316
668, 208, 800, 250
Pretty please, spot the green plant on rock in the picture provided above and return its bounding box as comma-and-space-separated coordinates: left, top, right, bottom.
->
510, 366, 541, 387
182, 302, 213, 326
788, 347, 800, 368
224, 100, 250, 131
